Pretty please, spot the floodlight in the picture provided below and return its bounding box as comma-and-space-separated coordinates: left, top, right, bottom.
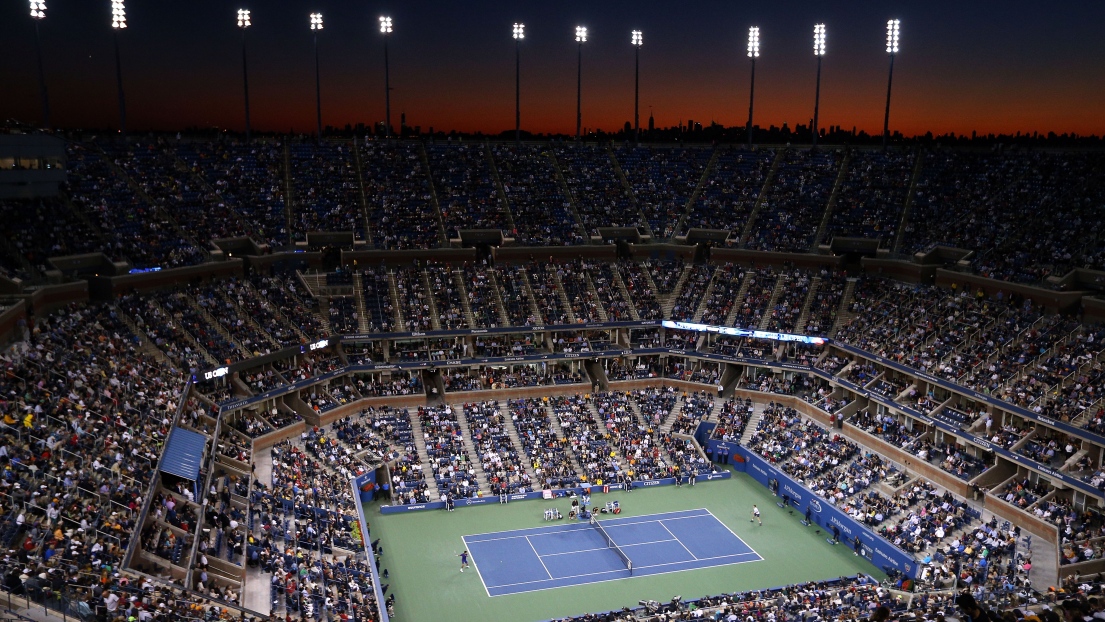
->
237, 8, 251, 29
813, 23, 826, 56
30, 0, 46, 19
111, 0, 126, 29
631, 30, 642, 47
379, 16, 392, 34
513, 23, 525, 40
576, 26, 587, 43
311, 13, 323, 31
886, 19, 900, 54
747, 27, 760, 58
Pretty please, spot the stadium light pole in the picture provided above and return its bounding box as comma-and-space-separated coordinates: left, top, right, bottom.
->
575, 26, 587, 142
238, 9, 252, 142
811, 23, 826, 148
311, 13, 323, 140
746, 26, 760, 148
380, 16, 392, 139
631, 30, 642, 146
111, 0, 127, 139
513, 23, 524, 145
882, 19, 900, 150
30, 1, 50, 130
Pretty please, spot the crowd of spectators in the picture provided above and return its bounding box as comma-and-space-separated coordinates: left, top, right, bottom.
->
744, 149, 842, 252
427, 144, 510, 236
681, 148, 774, 235
616, 147, 710, 237
508, 398, 582, 489
463, 401, 531, 494
287, 142, 365, 241
555, 146, 644, 235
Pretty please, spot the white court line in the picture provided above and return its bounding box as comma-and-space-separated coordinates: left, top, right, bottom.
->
618, 538, 677, 549
460, 536, 492, 598
658, 521, 699, 560
539, 546, 608, 557
464, 508, 707, 543
525, 535, 554, 579
486, 551, 763, 592
702, 507, 763, 560
537, 538, 678, 558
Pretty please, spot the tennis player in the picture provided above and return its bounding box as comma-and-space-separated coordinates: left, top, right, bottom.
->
458, 550, 470, 572
750, 504, 762, 525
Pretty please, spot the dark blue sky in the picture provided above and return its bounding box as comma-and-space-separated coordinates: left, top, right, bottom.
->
2, 0, 1102, 136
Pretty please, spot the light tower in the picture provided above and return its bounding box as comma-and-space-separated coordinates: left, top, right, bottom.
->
882, 19, 900, 150
811, 23, 826, 147
575, 26, 587, 141
746, 26, 760, 147
631, 30, 642, 146
380, 16, 393, 138
513, 23, 524, 145
111, 0, 127, 138
29, 1, 50, 129
311, 13, 323, 140
238, 9, 252, 142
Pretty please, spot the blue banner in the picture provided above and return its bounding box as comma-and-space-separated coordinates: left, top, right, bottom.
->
736, 448, 919, 579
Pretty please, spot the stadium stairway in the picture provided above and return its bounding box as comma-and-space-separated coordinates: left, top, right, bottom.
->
453, 269, 478, 328
830, 278, 860, 337
453, 406, 493, 493
549, 269, 579, 324
517, 267, 546, 324
352, 272, 372, 333
583, 359, 609, 391
661, 263, 694, 318
691, 265, 725, 322
244, 279, 313, 344
387, 271, 406, 330
757, 274, 790, 331
723, 270, 757, 326
280, 144, 295, 246
485, 269, 513, 326
891, 151, 929, 255
415, 143, 450, 247
738, 149, 785, 247
216, 286, 283, 351
483, 146, 520, 236
584, 400, 631, 469
546, 403, 591, 483
638, 262, 665, 313
150, 297, 220, 367
606, 144, 654, 239
812, 150, 853, 249
113, 303, 173, 366
350, 137, 376, 247
671, 147, 721, 238
793, 276, 822, 334
407, 415, 443, 502
738, 405, 767, 446
608, 266, 642, 321
582, 270, 609, 322
546, 152, 590, 241
658, 397, 695, 434
181, 292, 248, 356
497, 402, 543, 485
420, 269, 443, 331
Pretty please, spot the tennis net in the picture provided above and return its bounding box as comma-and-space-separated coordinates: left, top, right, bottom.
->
590, 515, 633, 575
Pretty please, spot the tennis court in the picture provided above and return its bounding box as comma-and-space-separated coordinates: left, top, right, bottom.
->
462, 508, 762, 596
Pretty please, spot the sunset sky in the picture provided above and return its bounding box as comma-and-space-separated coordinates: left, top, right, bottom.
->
2, 0, 1103, 137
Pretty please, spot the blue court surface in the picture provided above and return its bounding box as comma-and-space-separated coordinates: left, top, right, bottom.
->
462, 508, 762, 596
